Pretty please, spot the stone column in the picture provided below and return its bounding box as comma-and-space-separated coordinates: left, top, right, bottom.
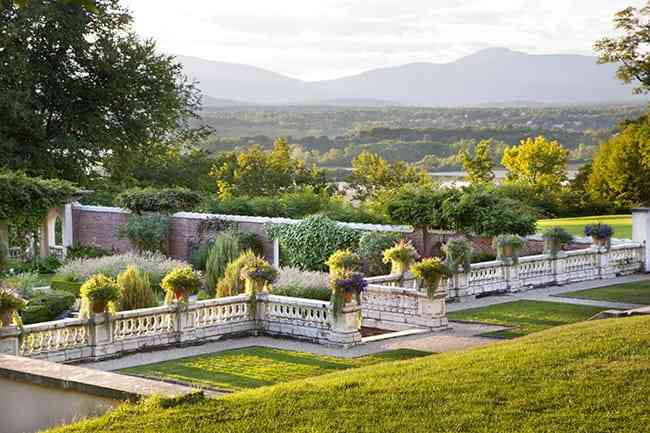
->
177, 302, 197, 344
632, 208, 650, 272
0, 326, 20, 356
272, 239, 280, 269
506, 262, 523, 292
62, 203, 74, 250
90, 313, 114, 361
0, 220, 8, 247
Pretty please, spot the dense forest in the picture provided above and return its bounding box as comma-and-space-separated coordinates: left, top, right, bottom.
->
197, 105, 646, 169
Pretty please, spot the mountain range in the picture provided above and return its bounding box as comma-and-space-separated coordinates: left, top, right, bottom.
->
177, 48, 644, 107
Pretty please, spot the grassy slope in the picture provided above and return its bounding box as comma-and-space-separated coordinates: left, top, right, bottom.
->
537, 215, 632, 239
120, 347, 430, 391
51, 316, 650, 433
559, 280, 650, 305
447, 300, 612, 338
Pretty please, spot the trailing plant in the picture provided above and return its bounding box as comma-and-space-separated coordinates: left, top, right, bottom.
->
241, 256, 277, 320
443, 238, 473, 274
205, 232, 243, 295
584, 224, 614, 239
22, 290, 75, 325
117, 266, 158, 311
267, 215, 361, 271
118, 214, 171, 254
0, 288, 26, 327
325, 250, 361, 275
382, 240, 419, 275
79, 274, 120, 315
161, 266, 201, 303
357, 231, 402, 276
411, 258, 451, 300
541, 227, 573, 257
115, 187, 202, 214
493, 234, 526, 264
216, 250, 257, 298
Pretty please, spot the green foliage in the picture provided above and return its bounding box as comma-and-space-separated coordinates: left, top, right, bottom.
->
348, 151, 431, 200
116, 266, 158, 311
216, 250, 257, 298
460, 139, 495, 184
205, 232, 243, 295
357, 232, 402, 276
588, 115, 650, 207
79, 274, 120, 313
502, 136, 569, 191
325, 250, 361, 275
541, 227, 573, 257
0, 238, 8, 270
383, 183, 450, 230
267, 215, 361, 271
442, 185, 537, 236
443, 238, 473, 274
382, 240, 419, 275
271, 285, 331, 301
66, 244, 113, 260
28, 255, 62, 274
118, 214, 171, 254
50, 274, 83, 297
0, 0, 201, 182
115, 187, 202, 214
1, 271, 40, 297
493, 235, 526, 264
161, 266, 200, 301
21, 290, 75, 325
411, 258, 451, 299
210, 138, 326, 199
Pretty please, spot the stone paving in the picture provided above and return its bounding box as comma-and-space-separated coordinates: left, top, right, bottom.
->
85, 273, 650, 373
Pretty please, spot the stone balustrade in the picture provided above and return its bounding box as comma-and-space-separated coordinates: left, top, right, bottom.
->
367, 243, 644, 302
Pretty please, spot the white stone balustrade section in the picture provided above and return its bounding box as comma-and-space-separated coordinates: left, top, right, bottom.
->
19, 319, 91, 362
112, 306, 177, 342
191, 295, 250, 329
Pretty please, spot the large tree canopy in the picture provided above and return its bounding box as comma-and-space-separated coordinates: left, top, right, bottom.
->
0, 0, 201, 182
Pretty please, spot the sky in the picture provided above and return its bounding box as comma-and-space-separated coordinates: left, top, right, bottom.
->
122, 0, 647, 81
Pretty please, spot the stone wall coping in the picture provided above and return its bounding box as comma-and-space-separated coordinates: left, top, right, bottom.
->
188, 294, 249, 308
367, 284, 425, 296
262, 293, 330, 309
72, 204, 414, 233
22, 318, 89, 332
0, 354, 198, 401
470, 260, 504, 269
113, 304, 176, 319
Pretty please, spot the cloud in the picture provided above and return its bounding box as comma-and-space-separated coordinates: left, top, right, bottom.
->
122, 0, 647, 80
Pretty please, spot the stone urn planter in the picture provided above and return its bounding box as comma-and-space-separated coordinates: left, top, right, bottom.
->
411, 258, 451, 300
161, 266, 200, 304
585, 224, 614, 251
0, 288, 26, 328
493, 234, 526, 264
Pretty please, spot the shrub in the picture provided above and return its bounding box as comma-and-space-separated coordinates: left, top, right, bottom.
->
216, 250, 257, 298
21, 290, 75, 324
117, 214, 171, 254
50, 274, 83, 297
80, 274, 120, 314
117, 266, 158, 311
493, 235, 526, 264
115, 187, 202, 214
271, 285, 331, 301
382, 240, 419, 275
205, 232, 243, 295
191, 231, 263, 273
161, 266, 200, 302
57, 252, 187, 291
0, 271, 40, 298
26, 255, 62, 274
584, 223, 614, 239
326, 250, 361, 275
357, 232, 402, 276
66, 244, 112, 260
411, 258, 451, 299
0, 288, 26, 326
274, 267, 329, 292
542, 227, 574, 257
267, 215, 361, 271
443, 238, 473, 274
0, 239, 8, 270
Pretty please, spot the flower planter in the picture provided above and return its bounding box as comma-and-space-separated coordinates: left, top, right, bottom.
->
592, 236, 610, 248
0, 309, 15, 327
91, 301, 108, 314
344, 291, 354, 303
245, 278, 267, 295
174, 289, 187, 301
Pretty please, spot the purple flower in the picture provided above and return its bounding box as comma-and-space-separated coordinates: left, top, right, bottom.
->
334, 272, 368, 293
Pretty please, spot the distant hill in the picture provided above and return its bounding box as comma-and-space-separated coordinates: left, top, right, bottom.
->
177, 48, 645, 107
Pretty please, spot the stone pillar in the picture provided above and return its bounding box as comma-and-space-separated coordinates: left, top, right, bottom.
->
39, 213, 51, 258
506, 263, 523, 292
90, 313, 114, 360
554, 254, 568, 285
63, 204, 74, 249
177, 302, 197, 344
272, 239, 280, 268
329, 302, 362, 348
0, 326, 20, 356
0, 220, 8, 247
632, 208, 650, 272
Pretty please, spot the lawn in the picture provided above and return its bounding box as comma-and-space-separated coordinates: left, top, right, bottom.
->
558, 280, 650, 305
49, 316, 650, 433
120, 347, 431, 391
447, 300, 613, 338
537, 214, 632, 239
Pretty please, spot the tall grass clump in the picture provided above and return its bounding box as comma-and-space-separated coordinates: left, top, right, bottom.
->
116, 265, 158, 311
206, 232, 243, 295
271, 267, 330, 301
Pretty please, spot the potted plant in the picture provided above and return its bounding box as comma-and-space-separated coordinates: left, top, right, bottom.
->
542, 227, 573, 257
442, 238, 473, 274
333, 272, 368, 303
161, 266, 201, 302
411, 258, 452, 300
0, 288, 26, 327
326, 249, 361, 276
79, 274, 120, 314
240, 257, 278, 294
382, 240, 419, 275
584, 223, 614, 249
493, 234, 526, 264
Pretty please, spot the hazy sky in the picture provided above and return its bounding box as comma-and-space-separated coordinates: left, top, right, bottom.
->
122, 0, 646, 81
